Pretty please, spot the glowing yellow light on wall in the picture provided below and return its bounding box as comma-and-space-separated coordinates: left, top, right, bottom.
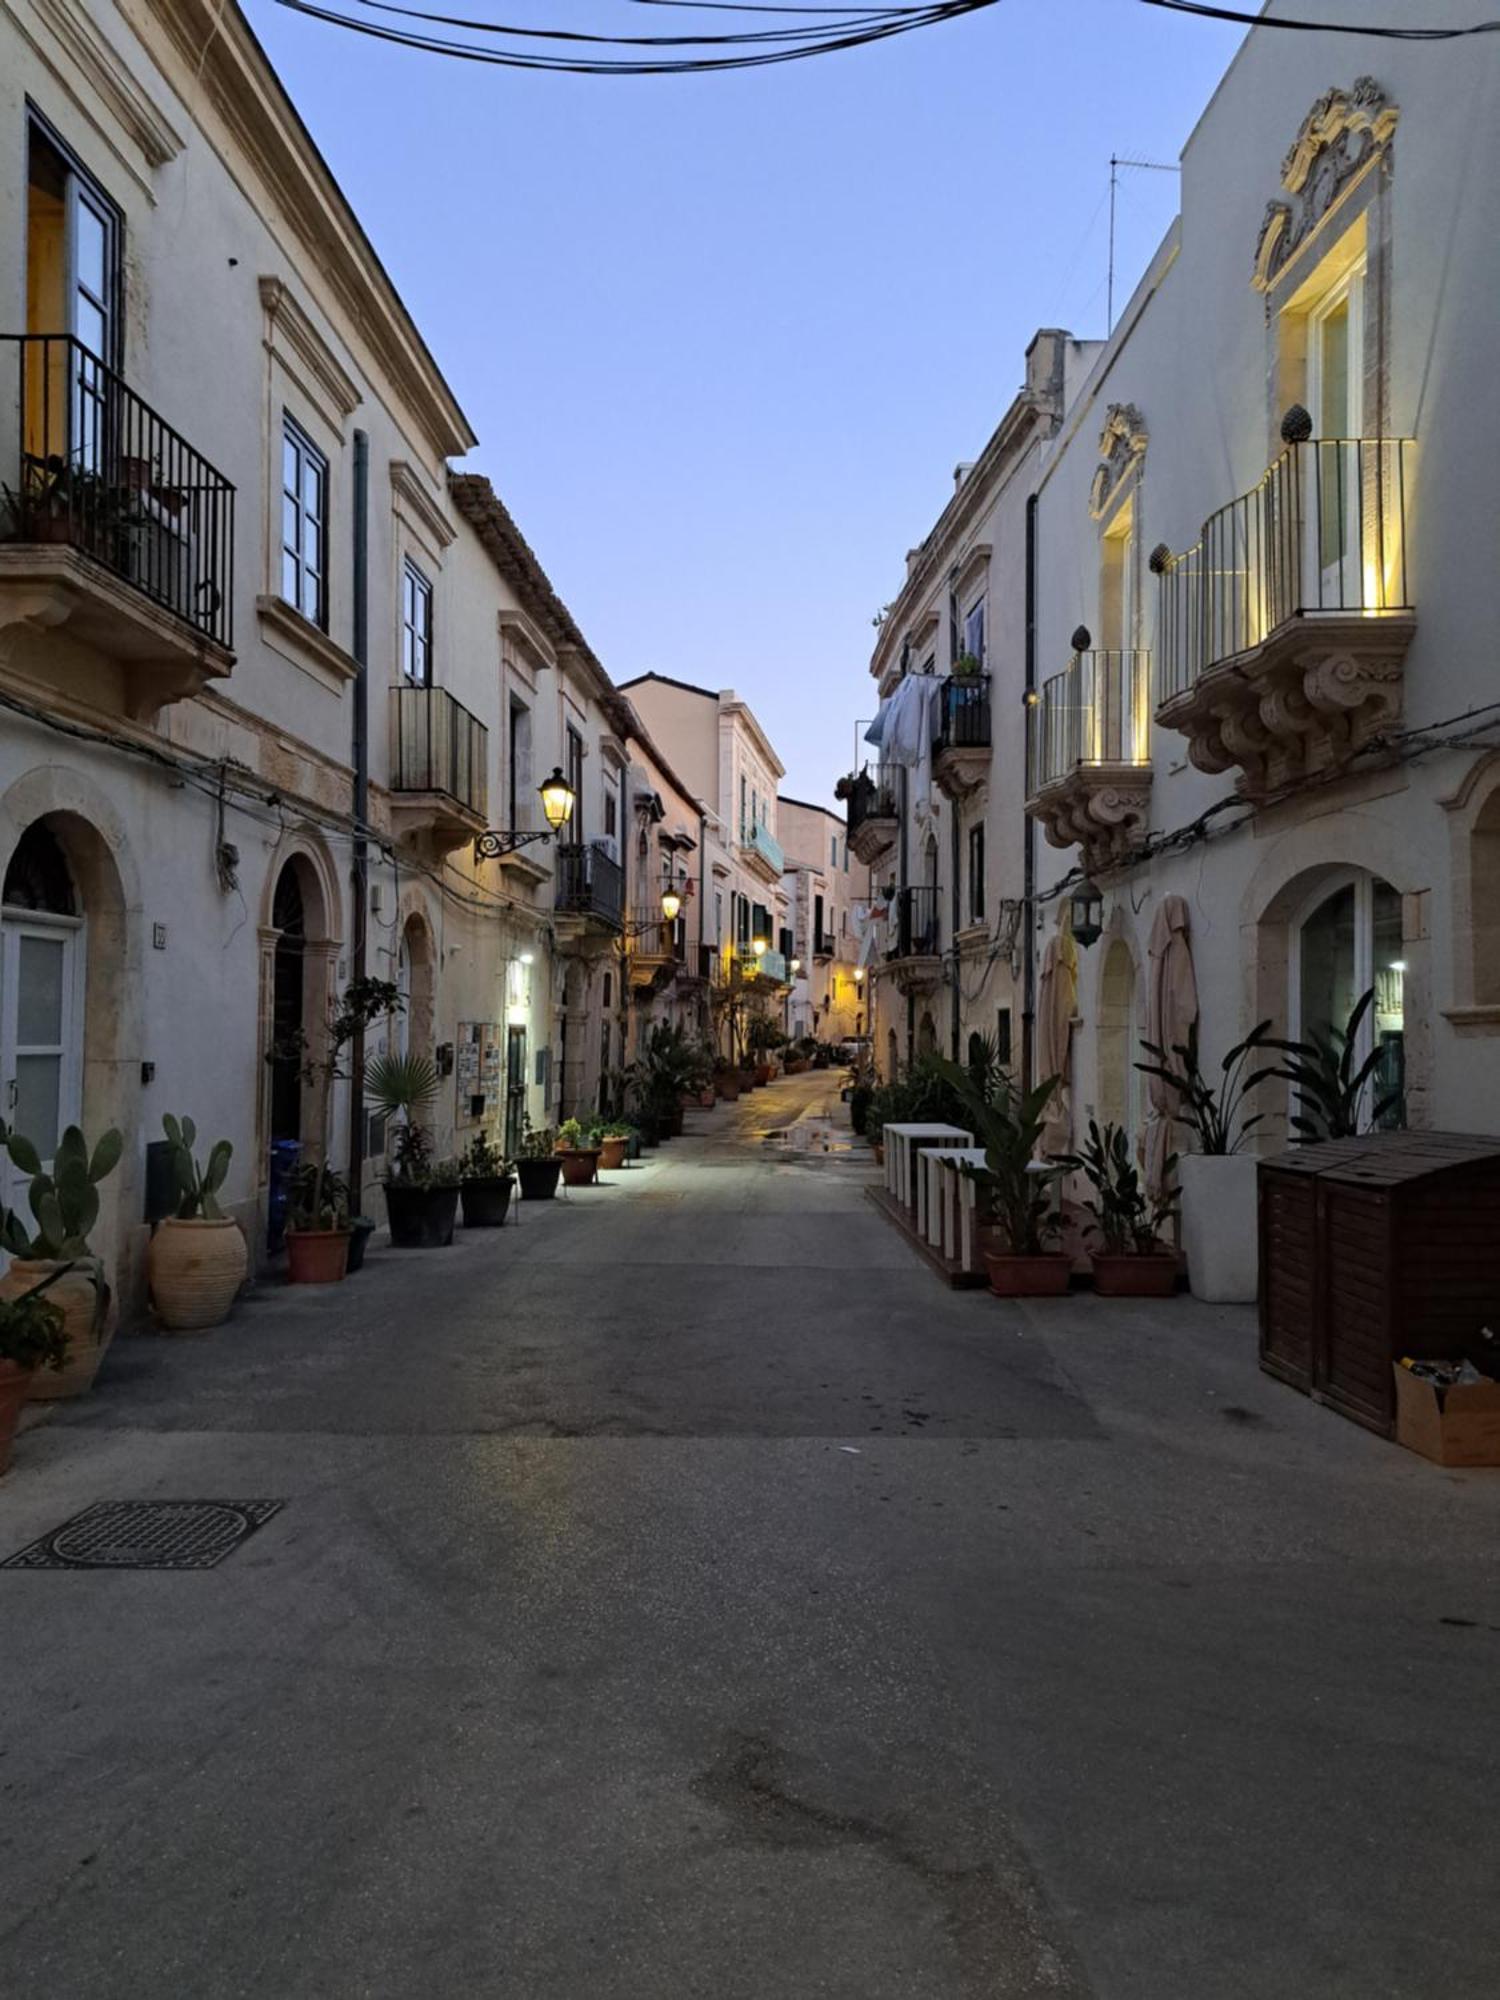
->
660, 884, 682, 922
538, 766, 575, 831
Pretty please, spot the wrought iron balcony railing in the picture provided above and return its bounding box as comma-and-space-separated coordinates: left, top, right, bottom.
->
744, 819, 784, 874
556, 841, 624, 927
846, 766, 898, 842
934, 673, 992, 751
814, 929, 837, 958
1027, 651, 1152, 796
888, 885, 940, 960
390, 684, 488, 817
629, 906, 684, 960
1156, 435, 1412, 705
1, 333, 235, 650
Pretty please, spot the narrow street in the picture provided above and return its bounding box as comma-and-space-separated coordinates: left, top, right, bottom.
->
3, 1073, 1499, 1999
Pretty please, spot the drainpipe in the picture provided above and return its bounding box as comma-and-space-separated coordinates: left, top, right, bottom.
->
1022, 491, 1038, 1091
947, 568, 961, 1062
347, 429, 369, 1197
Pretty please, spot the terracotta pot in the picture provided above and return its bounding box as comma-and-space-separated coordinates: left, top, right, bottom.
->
286, 1227, 350, 1284
148, 1216, 248, 1332
717, 1076, 741, 1102
698, 1090, 716, 1109
516, 1157, 562, 1201
0, 1260, 115, 1399
0, 1359, 34, 1477
738, 1070, 757, 1093
982, 1250, 1071, 1298
460, 1177, 514, 1227
755, 1064, 772, 1087
1091, 1252, 1179, 1298
558, 1148, 600, 1188
597, 1136, 629, 1172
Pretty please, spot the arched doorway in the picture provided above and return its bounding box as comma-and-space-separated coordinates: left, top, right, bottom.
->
1291, 870, 1404, 1126
269, 863, 305, 1145
396, 912, 435, 1059
1097, 938, 1138, 1138
1, 821, 84, 1191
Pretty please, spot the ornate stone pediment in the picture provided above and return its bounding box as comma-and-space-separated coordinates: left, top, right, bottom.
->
1088, 405, 1147, 520
1252, 78, 1399, 291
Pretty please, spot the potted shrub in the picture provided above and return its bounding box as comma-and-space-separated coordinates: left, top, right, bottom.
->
515, 1122, 563, 1200
1137, 1019, 1277, 1305
930, 1061, 1070, 1296
0, 1121, 123, 1397
597, 1122, 632, 1173
950, 650, 983, 680
715, 1058, 741, 1103
0, 1271, 69, 1476
459, 1130, 515, 1228
1265, 988, 1404, 1141
555, 1118, 601, 1188
367, 1051, 459, 1247
271, 975, 399, 1284
147, 1114, 247, 1332
1063, 1120, 1180, 1297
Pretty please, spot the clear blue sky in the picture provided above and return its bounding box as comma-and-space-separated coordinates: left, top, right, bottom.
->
246, 0, 1244, 807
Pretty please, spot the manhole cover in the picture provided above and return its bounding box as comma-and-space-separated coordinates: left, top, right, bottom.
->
3, 1500, 283, 1571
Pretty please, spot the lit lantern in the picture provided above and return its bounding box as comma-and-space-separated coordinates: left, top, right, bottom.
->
660, 882, 682, 922
1069, 877, 1104, 949
538, 767, 575, 831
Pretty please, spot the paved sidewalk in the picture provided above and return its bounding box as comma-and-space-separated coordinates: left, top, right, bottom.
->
2, 1074, 1498, 1999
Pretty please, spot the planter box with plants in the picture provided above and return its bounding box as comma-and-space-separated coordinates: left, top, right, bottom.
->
0, 1121, 123, 1395
925, 1058, 1071, 1296
0, 1266, 69, 1476
1063, 1119, 1179, 1297
367, 1050, 459, 1247
148, 1114, 247, 1332
515, 1123, 563, 1201
555, 1119, 601, 1188
627, 1024, 714, 1146
459, 1131, 516, 1228
596, 1123, 633, 1173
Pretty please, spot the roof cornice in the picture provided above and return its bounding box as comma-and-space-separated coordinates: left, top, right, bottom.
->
139, 0, 476, 460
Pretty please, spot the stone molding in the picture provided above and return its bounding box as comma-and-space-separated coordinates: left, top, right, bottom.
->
259, 276, 362, 428
6, 0, 185, 174
1253, 78, 1399, 292
1028, 765, 1153, 875
390, 461, 454, 556
1089, 404, 1148, 520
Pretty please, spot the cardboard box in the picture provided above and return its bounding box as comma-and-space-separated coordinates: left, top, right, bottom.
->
1393, 1365, 1500, 1468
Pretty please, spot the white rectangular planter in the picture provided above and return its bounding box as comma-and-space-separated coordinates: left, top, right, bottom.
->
1180, 1153, 1259, 1304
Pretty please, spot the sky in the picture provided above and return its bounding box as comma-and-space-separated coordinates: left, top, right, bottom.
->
245, 0, 1246, 808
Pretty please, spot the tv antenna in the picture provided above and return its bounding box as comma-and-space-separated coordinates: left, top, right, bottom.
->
1108, 154, 1179, 335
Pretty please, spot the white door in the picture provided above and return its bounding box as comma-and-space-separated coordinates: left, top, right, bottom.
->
0, 912, 85, 1212
1307, 267, 1365, 607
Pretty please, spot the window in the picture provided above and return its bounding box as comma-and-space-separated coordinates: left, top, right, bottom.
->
740, 775, 748, 842
27, 117, 121, 367
1293, 870, 1404, 1130
814, 893, 824, 946
401, 559, 432, 684
831, 834, 838, 868
508, 699, 532, 828
996, 1006, 1012, 1066
603, 787, 618, 841
714, 891, 723, 945
968, 824, 986, 924
281, 416, 328, 628
842, 839, 848, 873
962, 598, 985, 665
565, 725, 584, 839
1100, 498, 1135, 652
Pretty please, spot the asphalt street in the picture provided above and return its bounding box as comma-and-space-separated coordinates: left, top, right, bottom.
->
2, 1072, 1498, 1998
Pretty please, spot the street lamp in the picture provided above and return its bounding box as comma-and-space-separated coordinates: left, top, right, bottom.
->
751, 933, 768, 957
853, 965, 865, 986
475, 767, 577, 861
660, 881, 683, 923
1069, 877, 1105, 949
538, 766, 576, 832
789, 956, 801, 976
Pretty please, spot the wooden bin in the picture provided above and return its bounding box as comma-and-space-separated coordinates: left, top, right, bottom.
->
1259, 1133, 1500, 1436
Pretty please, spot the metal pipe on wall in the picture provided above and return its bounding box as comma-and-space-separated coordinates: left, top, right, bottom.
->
1022, 491, 1038, 1092
347, 429, 370, 1197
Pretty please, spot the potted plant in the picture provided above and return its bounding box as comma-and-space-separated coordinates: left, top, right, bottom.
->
950, 650, 983, 680
367, 1051, 460, 1247
0, 1271, 68, 1476
930, 1061, 1069, 1296
271, 975, 399, 1283
147, 1114, 247, 1332
0, 1121, 123, 1397
715, 1057, 742, 1103
1137, 1019, 1276, 1304
515, 1122, 563, 1199
1063, 1120, 1180, 1297
555, 1118, 601, 1188
597, 1122, 633, 1173
459, 1130, 516, 1227
1265, 988, 1404, 1141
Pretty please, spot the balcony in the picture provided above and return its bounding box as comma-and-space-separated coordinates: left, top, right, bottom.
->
748, 947, 789, 985
388, 683, 489, 852
627, 905, 685, 990
555, 840, 624, 944
742, 817, 785, 883
1026, 651, 1153, 874
813, 929, 836, 960
0, 334, 235, 715
884, 885, 943, 995
847, 766, 899, 865
932, 673, 992, 800
1155, 434, 1414, 796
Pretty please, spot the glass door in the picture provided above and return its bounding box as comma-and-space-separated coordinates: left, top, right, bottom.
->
1292, 871, 1404, 1129
1307, 268, 1365, 608
0, 913, 85, 1215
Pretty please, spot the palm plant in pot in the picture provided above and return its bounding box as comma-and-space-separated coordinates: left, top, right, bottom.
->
929, 1061, 1068, 1296
515, 1121, 563, 1200
0, 1271, 68, 1476
459, 1130, 515, 1227
366, 1051, 459, 1247
555, 1117, 601, 1187
148, 1115, 247, 1332
1136, 1019, 1276, 1304
1063, 1120, 1180, 1297
0, 1120, 123, 1396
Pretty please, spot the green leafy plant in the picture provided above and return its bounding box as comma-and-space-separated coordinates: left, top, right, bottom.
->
557, 1118, 590, 1151
1135, 1020, 1277, 1155
1063, 1119, 1177, 1255
517, 1121, 558, 1161
1265, 988, 1404, 1142
0, 1274, 69, 1373
929, 1058, 1062, 1256
460, 1131, 511, 1182
162, 1114, 232, 1219
3, 1124, 123, 1258
365, 1050, 442, 1184
269, 976, 400, 1231
288, 1162, 349, 1231
951, 650, 983, 678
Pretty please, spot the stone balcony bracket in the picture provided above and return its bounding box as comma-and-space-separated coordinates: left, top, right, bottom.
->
1027, 763, 1153, 876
